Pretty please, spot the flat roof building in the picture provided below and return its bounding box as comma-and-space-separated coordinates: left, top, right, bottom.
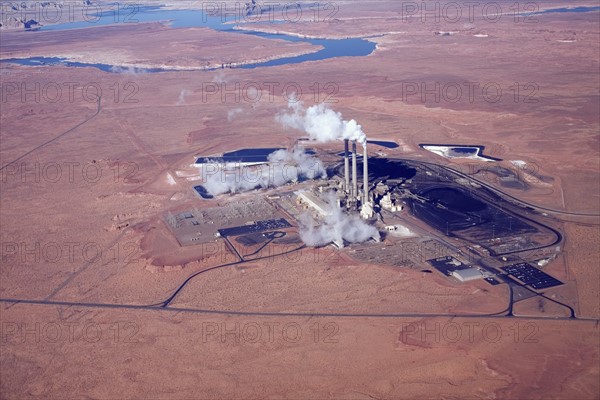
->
295, 190, 331, 218
451, 268, 484, 282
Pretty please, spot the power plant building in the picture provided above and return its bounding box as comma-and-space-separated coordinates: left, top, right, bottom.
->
451, 268, 484, 282
295, 190, 331, 217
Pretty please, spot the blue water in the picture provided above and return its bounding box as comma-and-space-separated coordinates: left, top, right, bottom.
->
193, 185, 214, 199
239, 31, 375, 69
3, 7, 376, 72
536, 6, 600, 14
196, 148, 284, 164
39, 7, 231, 32
367, 140, 399, 149
32, 4, 600, 32
196, 147, 316, 164
451, 147, 478, 154
0, 56, 166, 73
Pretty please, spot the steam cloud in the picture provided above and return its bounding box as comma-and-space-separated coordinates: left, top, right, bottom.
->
202, 146, 326, 196
277, 101, 367, 145
298, 192, 380, 248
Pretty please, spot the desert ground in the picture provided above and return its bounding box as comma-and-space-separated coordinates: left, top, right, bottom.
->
1, 0, 598, 399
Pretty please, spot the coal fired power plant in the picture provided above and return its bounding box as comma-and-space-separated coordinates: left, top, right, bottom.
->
187, 103, 393, 249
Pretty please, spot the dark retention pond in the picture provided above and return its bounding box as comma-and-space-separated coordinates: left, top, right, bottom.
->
367, 140, 399, 149
196, 148, 284, 164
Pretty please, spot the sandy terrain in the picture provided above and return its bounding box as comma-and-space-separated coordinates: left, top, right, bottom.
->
169, 250, 508, 315
1, 304, 598, 399
1, 0, 598, 398
0, 23, 322, 70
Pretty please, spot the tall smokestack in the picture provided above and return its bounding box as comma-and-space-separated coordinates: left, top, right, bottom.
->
344, 139, 350, 194
352, 141, 358, 200
363, 143, 369, 204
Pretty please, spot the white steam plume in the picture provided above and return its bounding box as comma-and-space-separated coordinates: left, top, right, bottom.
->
202, 147, 326, 196
277, 101, 367, 145
298, 192, 380, 248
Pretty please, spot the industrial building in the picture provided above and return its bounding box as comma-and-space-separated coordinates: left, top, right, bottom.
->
173, 136, 386, 249
290, 139, 379, 223
164, 198, 285, 246
163, 131, 564, 295
295, 190, 331, 217
451, 268, 484, 282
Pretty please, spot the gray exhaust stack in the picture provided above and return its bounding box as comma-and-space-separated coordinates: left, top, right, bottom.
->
352, 141, 358, 199
363, 143, 369, 204
344, 139, 350, 194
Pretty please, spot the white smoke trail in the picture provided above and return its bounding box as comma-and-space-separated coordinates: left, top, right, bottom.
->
201, 146, 326, 196
298, 192, 380, 248
277, 101, 367, 145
